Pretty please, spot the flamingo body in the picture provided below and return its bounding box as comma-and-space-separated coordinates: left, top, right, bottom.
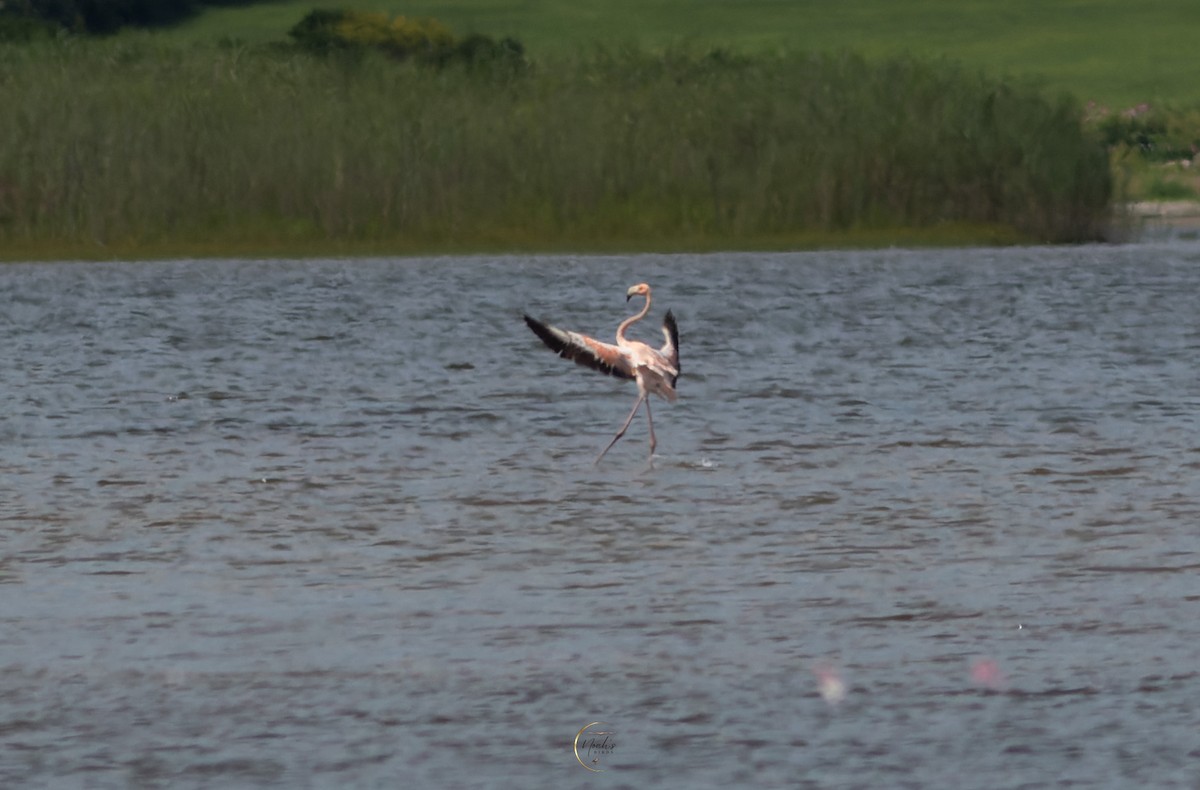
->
524, 282, 680, 463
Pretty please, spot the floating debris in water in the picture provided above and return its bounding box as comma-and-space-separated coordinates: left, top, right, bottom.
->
813, 664, 846, 706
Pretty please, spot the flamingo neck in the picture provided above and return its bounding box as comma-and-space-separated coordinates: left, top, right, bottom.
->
616, 293, 651, 344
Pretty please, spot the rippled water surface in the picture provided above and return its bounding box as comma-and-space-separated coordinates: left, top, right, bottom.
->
2, 245, 1199, 788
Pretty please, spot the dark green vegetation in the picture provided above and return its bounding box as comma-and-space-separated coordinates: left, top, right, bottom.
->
285, 8, 525, 70
0, 41, 1112, 259
0, 0, 268, 37
1092, 104, 1200, 203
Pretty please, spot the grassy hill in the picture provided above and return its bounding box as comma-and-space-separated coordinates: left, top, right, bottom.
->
144, 0, 1200, 108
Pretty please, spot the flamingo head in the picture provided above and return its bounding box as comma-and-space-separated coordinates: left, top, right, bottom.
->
626, 283, 651, 302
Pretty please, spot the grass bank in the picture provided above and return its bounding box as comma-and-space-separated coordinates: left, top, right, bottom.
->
0, 42, 1110, 259
145, 0, 1200, 108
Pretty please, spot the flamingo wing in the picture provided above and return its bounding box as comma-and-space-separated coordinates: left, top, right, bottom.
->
524, 314, 635, 381
661, 310, 680, 386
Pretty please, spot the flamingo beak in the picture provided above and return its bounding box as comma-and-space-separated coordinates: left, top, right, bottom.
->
625, 286, 638, 301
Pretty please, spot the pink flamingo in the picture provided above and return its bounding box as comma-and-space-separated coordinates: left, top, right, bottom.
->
524, 283, 680, 464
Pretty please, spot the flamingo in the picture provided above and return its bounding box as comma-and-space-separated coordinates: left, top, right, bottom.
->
524, 283, 680, 464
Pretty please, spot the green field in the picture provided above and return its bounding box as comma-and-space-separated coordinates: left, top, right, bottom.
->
147, 0, 1200, 109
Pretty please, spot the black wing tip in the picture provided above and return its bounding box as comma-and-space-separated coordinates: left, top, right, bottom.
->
523, 313, 549, 338
524, 314, 564, 350
662, 309, 680, 385
663, 309, 679, 344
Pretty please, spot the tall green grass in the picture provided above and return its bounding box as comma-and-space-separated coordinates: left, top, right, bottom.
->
0, 41, 1110, 257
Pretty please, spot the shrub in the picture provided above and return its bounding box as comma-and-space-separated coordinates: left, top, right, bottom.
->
443, 33, 526, 73
1093, 104, 1199, 162
289, 9, 455, 62
1, 0, 281, 35
288, 9, 524, 70
285, 8, 348, 53
0, 11, 58, 41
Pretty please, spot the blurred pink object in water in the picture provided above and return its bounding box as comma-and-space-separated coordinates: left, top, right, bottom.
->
970, 658, 1006, 690
813, 664, 846, 706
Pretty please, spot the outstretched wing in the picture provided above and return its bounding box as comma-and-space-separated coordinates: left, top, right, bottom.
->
661, 310, 680, 386
524, 314, 635, 381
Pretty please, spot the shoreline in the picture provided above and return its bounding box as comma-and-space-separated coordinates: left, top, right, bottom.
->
1124, 200, 1200, 228
0, 223, 1030, 263
4, 206, 1194, 264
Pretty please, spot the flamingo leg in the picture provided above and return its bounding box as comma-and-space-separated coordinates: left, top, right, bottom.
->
595, 393, 645, 465
644, 397, 657, 460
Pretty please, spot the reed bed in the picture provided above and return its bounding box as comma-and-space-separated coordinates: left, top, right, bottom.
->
0, 41, 1112, 256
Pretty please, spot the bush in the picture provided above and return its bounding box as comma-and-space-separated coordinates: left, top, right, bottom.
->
0, 11, 58, 40
285, 8, 347, 53
289, 9, 455, 62
442, 33, 526, 72
288, 9, 525, 71
1, 0, 278, 35
342, 11, 453, 59
1093, 104, 1199, 162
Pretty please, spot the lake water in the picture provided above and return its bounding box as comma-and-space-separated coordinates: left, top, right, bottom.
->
1, 244, 1198, 788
